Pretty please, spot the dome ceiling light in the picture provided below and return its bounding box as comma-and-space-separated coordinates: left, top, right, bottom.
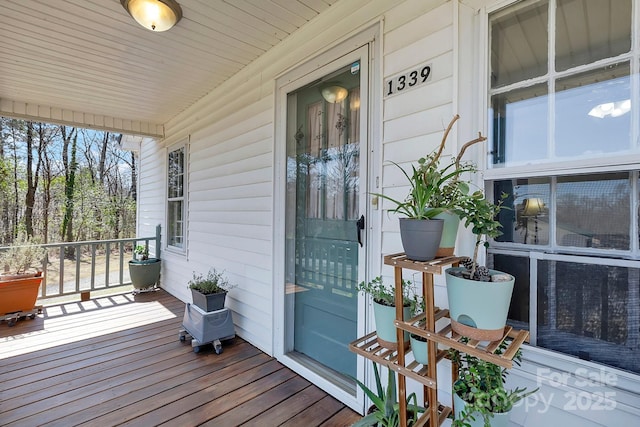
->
121, 0, 183, 32
321, 85, 349, 104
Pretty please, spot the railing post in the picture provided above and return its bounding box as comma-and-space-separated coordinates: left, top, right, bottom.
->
155, 224, 161, 259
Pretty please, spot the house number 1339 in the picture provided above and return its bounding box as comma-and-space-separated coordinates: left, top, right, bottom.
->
385, 63, 432, 97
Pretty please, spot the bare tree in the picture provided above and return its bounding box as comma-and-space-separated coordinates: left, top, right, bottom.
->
24, 121, 46, 237
61, 126, 78, 257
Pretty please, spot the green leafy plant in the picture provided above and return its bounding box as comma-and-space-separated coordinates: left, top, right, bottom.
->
187, 268, 235, 295
352, 362, 425, 426
357, 276, 416, 309
0, 233, 47, 275
373, 115, 477, 220
449, 342, 537, 427
134, 244, 149, 260
452, 191, 508, 281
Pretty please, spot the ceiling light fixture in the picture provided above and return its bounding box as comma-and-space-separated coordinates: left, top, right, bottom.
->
121, 0, 183, 32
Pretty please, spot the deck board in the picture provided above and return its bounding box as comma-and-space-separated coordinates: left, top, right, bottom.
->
0, 290, 361, 426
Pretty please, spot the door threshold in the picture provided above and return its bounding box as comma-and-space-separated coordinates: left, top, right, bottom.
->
288, 351, 356, 396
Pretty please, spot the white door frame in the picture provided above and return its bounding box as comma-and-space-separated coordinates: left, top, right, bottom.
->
273, 24, 382, 412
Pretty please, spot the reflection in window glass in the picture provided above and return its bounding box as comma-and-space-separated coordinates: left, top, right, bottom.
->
491, 1, 548, 88
167, 146, 185, 249
556, 173, 630, 250
490, 254, 530, 328
167, 200, 183, 248
555, 63, 631, 158
538, 260, 639, 374
491, 84, 548, 166
556, 0, 631, 72
494, 178, 550, 244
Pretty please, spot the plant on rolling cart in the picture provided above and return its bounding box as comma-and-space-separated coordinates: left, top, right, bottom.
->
188, 268, 236, 312
352, 362, 425, 427
357, 276, 417, 349
449, 343, 537, 427
0, 233, 47, 317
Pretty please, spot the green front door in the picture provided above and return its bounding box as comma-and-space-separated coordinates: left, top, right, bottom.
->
285, 59, 365, 380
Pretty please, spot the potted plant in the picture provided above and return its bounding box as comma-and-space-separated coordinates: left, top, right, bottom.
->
449, 343, 537, 427
352, 362, 425, 426
188, 268, 235, 312
357, 276, 416, 349
445, 187, 512, 341
375, 115, 482, 261
133, 244, 148, 261
407, 295, 430, 366
0, 233, 47, 316
128, 244, 161, 291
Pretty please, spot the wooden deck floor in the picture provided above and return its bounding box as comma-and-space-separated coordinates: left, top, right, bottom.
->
0, 290, 361, 426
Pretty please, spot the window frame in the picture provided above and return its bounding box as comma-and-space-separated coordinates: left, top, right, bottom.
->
481, 0, 640, 379
166, 139, 188, 254
484, 0, 640, 181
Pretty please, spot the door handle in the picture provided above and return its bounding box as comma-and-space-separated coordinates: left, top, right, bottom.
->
356, 215, 365, 247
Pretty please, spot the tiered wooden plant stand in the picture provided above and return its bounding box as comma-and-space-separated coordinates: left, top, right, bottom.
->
349, 253, 529, 427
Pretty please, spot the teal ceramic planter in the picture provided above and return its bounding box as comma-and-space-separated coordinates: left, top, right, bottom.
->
445, 267, 514, 341
453, 391, 511, 427
409, 334, 429, 365
433, 211, 460, 257
128, 258, 161, 290
373, 301, 410, 349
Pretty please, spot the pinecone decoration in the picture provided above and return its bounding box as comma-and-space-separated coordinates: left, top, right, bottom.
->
459, 257, 474, 271
473, 266, 491, 282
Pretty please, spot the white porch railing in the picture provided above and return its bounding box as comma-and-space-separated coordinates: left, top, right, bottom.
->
0, 225, 161, 300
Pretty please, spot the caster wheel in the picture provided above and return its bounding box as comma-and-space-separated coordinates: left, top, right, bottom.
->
8, 319, 16, 327
215, 345, 223, 355
29, 314, 36, 319
179, 334, 186, 342
193, 346, 201, 353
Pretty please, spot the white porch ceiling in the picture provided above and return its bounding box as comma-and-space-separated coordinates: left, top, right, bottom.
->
0, 0, 337, 136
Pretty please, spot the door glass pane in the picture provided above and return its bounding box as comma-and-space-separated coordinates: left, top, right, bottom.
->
494, 178, 550, 245
555, 62, 631, 158
490, 1, 548, 88
556, 0, 631, 72
285, 64, 361, 380
491, 83, 548, 166
556, 173, 630, 250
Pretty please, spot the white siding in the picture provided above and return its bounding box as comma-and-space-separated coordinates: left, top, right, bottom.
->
137, 138, 165, 253
138, 0, 639, 423
380, 1, 456, 258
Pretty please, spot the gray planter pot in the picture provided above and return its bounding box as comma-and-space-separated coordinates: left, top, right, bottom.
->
191, 289, 227, 312
128, 258, 161, 289
399, 218, 444, 261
